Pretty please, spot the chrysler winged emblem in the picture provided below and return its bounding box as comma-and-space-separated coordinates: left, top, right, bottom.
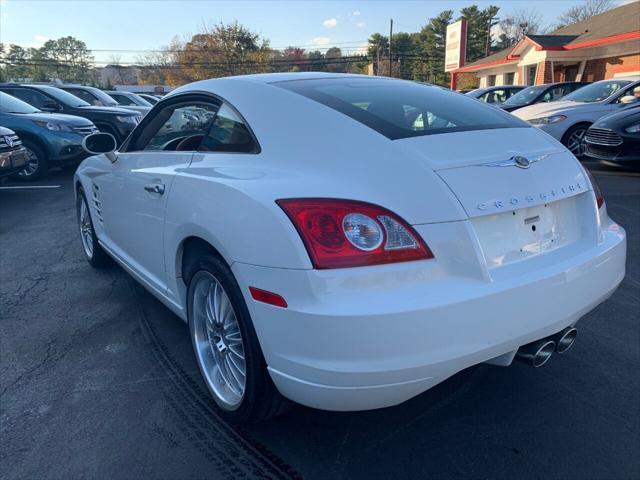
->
4, 136, 13, 148
483, 154, 550, 169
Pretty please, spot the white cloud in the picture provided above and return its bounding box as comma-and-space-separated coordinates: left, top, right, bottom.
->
311, 36, 331, 46
356, 22, 366, 28
322, 18, 337, 28
30, 34, 49, 48
352, 10, 361, 16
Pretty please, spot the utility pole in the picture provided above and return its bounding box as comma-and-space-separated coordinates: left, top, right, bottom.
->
388, 18, 393, 77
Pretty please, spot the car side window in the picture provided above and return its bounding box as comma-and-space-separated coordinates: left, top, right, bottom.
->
198, 103, 259, 153
612, 84, 640, 104
9, 88, 50, 109
67, 89, 101, 106
135, 102, 219, 152
112, 94, 135, 106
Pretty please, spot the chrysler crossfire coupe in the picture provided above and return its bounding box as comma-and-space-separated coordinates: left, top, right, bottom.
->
74, 73, 626, 422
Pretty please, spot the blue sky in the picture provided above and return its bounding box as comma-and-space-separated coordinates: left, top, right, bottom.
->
0, 0, 631, 63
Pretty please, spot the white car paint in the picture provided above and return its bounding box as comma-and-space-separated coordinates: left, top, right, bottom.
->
75, 73, 626, 412
513, 77, 640, 153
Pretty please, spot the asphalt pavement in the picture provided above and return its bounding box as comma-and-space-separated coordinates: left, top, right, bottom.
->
1, 163, 638, 480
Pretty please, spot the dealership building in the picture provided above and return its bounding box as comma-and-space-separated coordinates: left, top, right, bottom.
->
450, 2, 640, 89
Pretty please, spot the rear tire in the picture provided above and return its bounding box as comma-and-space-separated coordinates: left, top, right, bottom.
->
14, 140, 48, 181
76, 187, 110, 268
186, 253, 285, 423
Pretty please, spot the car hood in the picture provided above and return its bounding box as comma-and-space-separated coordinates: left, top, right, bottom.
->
593, 106, 640, 126
0, 126, 15, 135
512, 100, 589, 119
5, 111, 95, 126
76, 105, 140, 116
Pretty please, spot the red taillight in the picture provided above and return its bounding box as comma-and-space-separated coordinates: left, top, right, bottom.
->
277, 198, 433, 269
585, 169, 604, 209
249, 287, 288, 308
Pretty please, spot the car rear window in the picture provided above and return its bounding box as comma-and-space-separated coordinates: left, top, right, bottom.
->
274, 77, 524, 140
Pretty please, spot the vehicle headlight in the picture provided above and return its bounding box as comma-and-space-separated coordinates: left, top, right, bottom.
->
625, 122, 640, 133
528, 115, 567, 126
116, 115, 137, 124
33, 120, 73, 132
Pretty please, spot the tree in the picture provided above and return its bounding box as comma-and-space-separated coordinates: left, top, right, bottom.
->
392, 32, 416, 79
324, 47, 344, 73
459, 5, 500, 63
557, 0, 615, 27
307, 50, 326, 72
414, 9, 453, 84
174, 22, 271, 81
37, 36, 93, 82
496, 8, 545, 49
367, 33, 389, 75
2, 44, 31, 80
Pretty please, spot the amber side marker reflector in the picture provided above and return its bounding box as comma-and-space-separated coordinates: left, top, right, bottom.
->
249, 287, 288, 308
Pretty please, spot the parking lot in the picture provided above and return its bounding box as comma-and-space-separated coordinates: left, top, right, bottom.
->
0, 162, 637, 480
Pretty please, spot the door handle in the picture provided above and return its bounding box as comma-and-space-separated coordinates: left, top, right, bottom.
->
144, 183, 165, 194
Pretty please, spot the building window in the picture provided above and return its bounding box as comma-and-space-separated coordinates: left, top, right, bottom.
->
527, 66, 537, 86
487, 75, 496, 86
504, 72, 515, 85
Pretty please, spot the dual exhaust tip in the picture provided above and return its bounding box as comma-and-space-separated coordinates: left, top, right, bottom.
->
516, 327, 577, 367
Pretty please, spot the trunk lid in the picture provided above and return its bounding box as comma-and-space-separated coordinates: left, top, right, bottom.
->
397, 127, 596, 268
398, 127, 589, 218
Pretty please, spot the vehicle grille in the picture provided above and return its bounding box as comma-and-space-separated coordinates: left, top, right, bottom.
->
585, 128, 623, 147
135, 115, 143, 124
0, 134, 22, 150
586, 144, 620, 160
73, 125, 99, 136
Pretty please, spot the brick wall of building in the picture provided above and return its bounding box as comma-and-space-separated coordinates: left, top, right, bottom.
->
535, 61, 554, 85
583, 53, 640, 81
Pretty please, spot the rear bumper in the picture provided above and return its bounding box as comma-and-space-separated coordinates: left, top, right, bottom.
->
233, 219, 626, 411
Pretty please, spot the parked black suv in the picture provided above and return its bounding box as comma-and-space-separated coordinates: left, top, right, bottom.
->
0, 84, 141, 144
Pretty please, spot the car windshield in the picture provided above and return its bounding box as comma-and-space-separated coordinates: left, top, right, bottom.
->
276, 77, 523, 140
0, 91, 40, 113
466, 88, 486, 98
33, 85, 91, 107
563, 80, 632, 103
504, 85, 546, 105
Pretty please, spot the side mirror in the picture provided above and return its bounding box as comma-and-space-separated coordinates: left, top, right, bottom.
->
619, 95, 638, 104
82, 132, 118, 162
41, 99, 61, 112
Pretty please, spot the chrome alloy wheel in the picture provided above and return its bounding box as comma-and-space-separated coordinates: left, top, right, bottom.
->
190, 272, 246, 410
78, 197, 94, 259
18, 147, 40, 177
566, 127, 588, 156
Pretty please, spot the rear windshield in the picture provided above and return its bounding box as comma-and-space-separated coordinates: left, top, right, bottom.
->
275, 77, 524, 140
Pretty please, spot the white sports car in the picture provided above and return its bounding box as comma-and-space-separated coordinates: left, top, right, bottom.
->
75, 73, 626, 422
513, 77, 640, 156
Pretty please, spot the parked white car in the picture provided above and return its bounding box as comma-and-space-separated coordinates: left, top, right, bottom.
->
75, 73, 626, 422
105, 91, 152, 115
513, 77, 640, 156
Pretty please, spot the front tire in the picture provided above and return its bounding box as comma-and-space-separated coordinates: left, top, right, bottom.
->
76, 187, 110, 268
563, 123, 590, 158
186, 253, 284, 423
15, 140, 48, 181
